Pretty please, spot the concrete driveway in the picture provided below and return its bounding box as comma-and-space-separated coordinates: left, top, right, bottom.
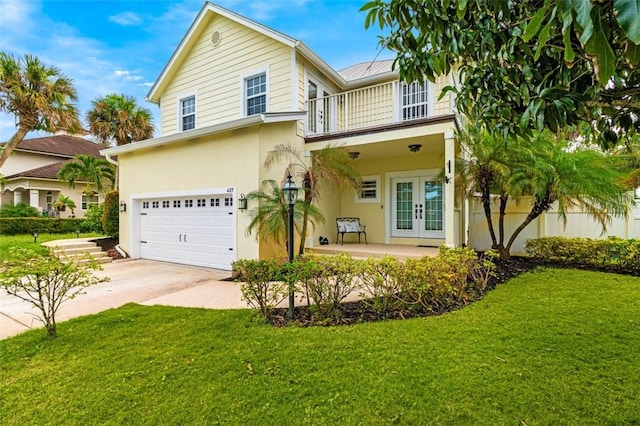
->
0, 259, 248, 340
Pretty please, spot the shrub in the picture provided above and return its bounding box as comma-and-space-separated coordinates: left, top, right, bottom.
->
102, 190, 119, 237
525, 237, 640, 273
0, 202, 41, 217
233, 258, 286, 318
82, 203, 105, 233
0, 218, 85, 235
358, 256, 405, 316
297, 253, 359, 321
0, 247, 108, 337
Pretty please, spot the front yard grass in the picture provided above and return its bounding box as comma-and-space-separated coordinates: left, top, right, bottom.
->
1, 267, 639, 424
0, 233, 102, 261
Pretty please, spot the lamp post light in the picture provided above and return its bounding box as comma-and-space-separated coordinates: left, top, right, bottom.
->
76, 229, 80, 238
282, 173, 298, 319
33, 232, 39, 243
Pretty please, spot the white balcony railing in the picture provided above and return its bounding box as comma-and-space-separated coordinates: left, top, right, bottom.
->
305, 80, 441, 137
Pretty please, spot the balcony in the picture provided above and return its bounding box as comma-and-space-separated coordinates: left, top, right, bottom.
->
305, 80, 452, 138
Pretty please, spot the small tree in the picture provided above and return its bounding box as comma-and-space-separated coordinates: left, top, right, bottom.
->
102, 190, 119, 237
0, 247, 108, 337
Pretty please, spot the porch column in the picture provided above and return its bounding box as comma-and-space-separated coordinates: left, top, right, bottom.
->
13, 191, 23, 205
445, 132, 455, 247
29, 189, 40, 210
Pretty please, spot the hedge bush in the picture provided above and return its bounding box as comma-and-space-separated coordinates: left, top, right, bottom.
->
0, 203, 42, 218
234, 246, 496, 324
525, 237, 640, 273
81, 203, 105, 233
0, 218, 85, 235
102, 190, 119, 237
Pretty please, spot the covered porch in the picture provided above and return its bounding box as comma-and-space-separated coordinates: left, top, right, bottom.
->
305, 117, 464, 250
308, 242, 438, 260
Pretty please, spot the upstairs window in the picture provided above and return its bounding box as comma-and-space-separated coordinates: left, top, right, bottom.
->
180, 95, 196, 131
401, 80, 429, 121
245, 73, 267, 116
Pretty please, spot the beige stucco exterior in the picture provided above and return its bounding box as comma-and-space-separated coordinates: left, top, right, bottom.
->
106, 2, 462, 268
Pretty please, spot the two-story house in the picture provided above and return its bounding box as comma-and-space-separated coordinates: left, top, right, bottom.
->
102, 2, 462, 270
1, 135, 104, 218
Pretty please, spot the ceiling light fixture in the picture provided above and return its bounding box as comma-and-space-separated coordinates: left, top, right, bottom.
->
408, 144, 422, 153
349, 151, 360, 160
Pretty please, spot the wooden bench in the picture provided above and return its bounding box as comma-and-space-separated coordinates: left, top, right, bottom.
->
336, 217, 367, 245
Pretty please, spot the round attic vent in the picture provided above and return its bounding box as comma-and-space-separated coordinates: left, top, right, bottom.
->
210, 31, 221, 47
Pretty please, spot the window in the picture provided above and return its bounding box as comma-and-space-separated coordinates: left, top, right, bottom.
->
401, 80, 429, 121
197, 199, 206, 207
143, 201, 149, 209
162, 201, 170, 208
211, 198, 220, 207
82, 194, 99, 210
46, 191, 53, 211
152, 201, 159, 209
180, 95, 196, 131
173, 200, 181, 208
224, 197, 233, 207
245, 73, 266, 115
185, 200, 193, 208
355, 176, 380, 203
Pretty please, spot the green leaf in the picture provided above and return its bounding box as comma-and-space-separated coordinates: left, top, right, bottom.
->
626, 40, 640, 66
570, 0, 594, 44
534, 20, 553, 60
457, 0, 468, 19
585, 11, 617, 83
522, 6, 548, 42
614, 0, 640, 44
563, 29, 576, 63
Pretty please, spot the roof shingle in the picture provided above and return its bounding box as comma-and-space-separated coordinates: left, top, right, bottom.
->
1, 135, 103, 158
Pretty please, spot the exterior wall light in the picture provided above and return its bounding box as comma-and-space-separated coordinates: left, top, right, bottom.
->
238, 193, 248, 210
119, 200, 127, 213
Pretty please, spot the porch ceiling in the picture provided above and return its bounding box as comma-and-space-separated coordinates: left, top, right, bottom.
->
342, 134, 443, 161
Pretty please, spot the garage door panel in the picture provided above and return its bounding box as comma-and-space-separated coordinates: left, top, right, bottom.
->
138, 194, 236, 270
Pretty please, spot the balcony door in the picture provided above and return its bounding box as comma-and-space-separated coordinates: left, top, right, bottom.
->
391, 176, 444, 239
307, 78, 333, 134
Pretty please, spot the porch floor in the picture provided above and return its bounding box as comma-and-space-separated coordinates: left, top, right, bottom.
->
308, 243, 438, 260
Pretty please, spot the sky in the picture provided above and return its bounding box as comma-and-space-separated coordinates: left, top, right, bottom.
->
0, 0, 394, 142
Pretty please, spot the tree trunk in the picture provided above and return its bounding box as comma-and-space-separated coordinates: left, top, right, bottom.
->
504, 209, 543, 259
498, 194, 508, 249
298, 190, 312, 256
0, 126, 29, 168
481, 185, 499, 249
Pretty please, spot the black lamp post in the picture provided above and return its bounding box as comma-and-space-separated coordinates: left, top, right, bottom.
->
282, 173, 298, 319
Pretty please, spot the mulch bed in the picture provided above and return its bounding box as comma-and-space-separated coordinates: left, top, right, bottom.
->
267, 256, 542, 328
90, 237, 124, 260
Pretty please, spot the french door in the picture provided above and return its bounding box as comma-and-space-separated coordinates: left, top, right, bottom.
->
307, 79, 333, 134
391, 177, 444, 238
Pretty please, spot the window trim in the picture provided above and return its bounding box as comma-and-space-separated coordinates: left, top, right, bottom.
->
81, 194, 99, 210
177, 92, 197, 132
241, 66, 269, 117
355, 175, 381, 204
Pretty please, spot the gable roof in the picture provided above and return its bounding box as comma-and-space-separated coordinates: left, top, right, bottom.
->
4, 160, 69, 180
147, 2, 391, 103
2, 135, 104, 159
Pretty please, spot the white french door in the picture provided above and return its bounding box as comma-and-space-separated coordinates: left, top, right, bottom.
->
307, 79, 333, 134
391, 177, 444, 238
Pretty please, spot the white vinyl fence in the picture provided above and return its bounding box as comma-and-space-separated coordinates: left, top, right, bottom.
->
468, 196, 640, 253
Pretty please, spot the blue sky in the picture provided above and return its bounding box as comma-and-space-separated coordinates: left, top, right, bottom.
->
0, 0, 393, 142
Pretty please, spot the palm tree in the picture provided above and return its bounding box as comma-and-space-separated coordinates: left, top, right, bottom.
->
57, 154, 115, 196
86, 93, 154, 147
458, 126, 634, 258
0, 52, 82, 167
52, 194, 76, 217
245, 179, 324, 248
264, 142, 361, 254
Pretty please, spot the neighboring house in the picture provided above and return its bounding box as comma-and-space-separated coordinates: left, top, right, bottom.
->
0, 135, 103, 218
102, 1, 459, 271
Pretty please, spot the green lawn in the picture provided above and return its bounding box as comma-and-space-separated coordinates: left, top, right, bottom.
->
1, 268, 639, 425
0, 233, 103, 260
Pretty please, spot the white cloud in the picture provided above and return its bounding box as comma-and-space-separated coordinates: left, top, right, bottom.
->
0, 0, 38, 25
108, 11, 143, 26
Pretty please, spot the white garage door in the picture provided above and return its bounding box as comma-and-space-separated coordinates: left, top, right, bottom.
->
139, 194, 236, 270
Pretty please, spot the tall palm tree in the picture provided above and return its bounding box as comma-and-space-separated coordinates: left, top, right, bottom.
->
86, 93, 154, 147
0, 52, 82, 167
264, 142, 361, 254
57, 154, 115, 195
245, 179, 324, 248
